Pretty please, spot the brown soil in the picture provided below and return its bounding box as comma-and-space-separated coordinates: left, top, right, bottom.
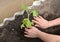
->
0, 0, 60, 42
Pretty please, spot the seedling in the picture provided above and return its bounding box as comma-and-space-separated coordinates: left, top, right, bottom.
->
20, 4, 39, 29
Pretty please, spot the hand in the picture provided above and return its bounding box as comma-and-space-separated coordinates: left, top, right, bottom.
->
24, 26, 40, 38
24, 26, 60, 42
32, 16, 50, 29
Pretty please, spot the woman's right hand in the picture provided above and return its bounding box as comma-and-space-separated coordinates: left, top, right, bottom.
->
32, 16, 51, 29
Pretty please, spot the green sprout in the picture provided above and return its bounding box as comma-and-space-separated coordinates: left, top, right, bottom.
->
20, 4, 39, 29
32, 10, 39, 17
21, 18, 34, 29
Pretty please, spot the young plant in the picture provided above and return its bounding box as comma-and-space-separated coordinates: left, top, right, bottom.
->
21, 18, 34, 29
21, 4, 39, 29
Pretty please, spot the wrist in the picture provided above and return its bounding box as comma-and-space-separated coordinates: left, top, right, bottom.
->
47, 21, 53, 27
37, 30, 42, 38
48, 18, 60, 27
42, 21, 52, 29
36, 30, 40, 38
48, 21, 56, 27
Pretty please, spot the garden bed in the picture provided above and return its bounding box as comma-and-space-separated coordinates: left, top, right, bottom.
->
0, 0, 60, 42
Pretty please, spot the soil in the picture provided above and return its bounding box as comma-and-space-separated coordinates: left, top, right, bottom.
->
0, 0, 60, 42
0, 10, 60, 42
0, 11, 44, 42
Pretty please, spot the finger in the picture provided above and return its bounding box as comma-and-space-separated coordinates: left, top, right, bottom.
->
24, 35, 30, 38
34, 17, 40, 22
24, 32, 28, 35
39, 16, 44, 19
35, 24, 40, 27
24, 32, 28, 34
28, 26, 36, 29
32, 20, 39, 25
25, 28, 29, 32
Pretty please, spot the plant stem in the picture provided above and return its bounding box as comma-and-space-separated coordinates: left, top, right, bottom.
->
27, 10, 30, 20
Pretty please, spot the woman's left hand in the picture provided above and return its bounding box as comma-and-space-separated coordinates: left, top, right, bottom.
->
24, 26, 40, 38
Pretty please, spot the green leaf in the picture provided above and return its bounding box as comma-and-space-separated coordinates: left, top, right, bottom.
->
31, 22, 34, 25
32, 10, 39, 17
22, 18, 34, 28
21, 24, 25, 29
25, 21, 33, 27
21, 4, 28, 10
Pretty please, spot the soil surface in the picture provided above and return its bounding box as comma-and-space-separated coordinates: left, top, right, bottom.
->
0, 11, 44, 42
0, 0, 60, 42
